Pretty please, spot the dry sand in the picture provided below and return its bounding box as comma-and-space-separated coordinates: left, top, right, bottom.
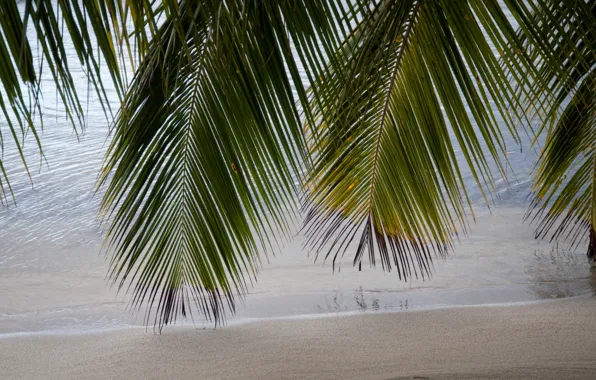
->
1, 297, 596, 380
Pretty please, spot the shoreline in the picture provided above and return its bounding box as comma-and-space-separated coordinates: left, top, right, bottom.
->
2, 296, 596, 379
0, 293, 589, 339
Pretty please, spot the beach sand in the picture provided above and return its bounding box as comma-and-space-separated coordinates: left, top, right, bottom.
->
1, 297, 596, 379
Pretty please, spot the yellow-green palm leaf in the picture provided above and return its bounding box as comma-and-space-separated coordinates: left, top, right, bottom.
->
303, 0, 538, 278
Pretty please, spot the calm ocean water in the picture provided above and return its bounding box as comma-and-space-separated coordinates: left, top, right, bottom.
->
1, 4, 594, 335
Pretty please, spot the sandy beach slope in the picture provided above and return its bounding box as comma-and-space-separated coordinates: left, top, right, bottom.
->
1, 297, 596, 379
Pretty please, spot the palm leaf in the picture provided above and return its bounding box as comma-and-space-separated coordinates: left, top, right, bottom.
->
525, 1, 596, 260
303, 0, 539, 278
0, 0, 135, 202
98, 0, 350, 328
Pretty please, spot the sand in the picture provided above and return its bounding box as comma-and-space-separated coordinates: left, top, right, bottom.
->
1, 297, 596, 380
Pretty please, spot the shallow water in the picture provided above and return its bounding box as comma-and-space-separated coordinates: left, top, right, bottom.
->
1, 4, 595, 335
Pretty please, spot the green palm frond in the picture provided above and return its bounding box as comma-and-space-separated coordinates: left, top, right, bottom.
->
303, 0, 538, 278
98, 1, 350, 328
525, 1, 596, 257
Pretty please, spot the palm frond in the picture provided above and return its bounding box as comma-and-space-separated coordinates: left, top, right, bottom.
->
0, 0, 141, 202
98, 0, 350, 328
303, 0, 539, 278
525, 1, 596, 258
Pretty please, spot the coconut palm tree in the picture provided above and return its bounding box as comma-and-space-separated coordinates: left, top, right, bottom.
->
0, 0, 593, 328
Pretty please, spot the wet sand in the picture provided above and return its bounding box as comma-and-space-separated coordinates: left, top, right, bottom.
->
2, 297, 596, 380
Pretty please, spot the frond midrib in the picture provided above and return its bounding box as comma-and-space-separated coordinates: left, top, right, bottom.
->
365, 1, 421, 218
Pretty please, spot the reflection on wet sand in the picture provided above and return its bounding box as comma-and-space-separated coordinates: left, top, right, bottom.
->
316, 287, 411, 313
308, 244, 596, 320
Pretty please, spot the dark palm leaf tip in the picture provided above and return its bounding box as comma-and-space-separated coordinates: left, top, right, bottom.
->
98, 1, 354, 328
525, 2, 596, 255
302, 0, 540, 279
